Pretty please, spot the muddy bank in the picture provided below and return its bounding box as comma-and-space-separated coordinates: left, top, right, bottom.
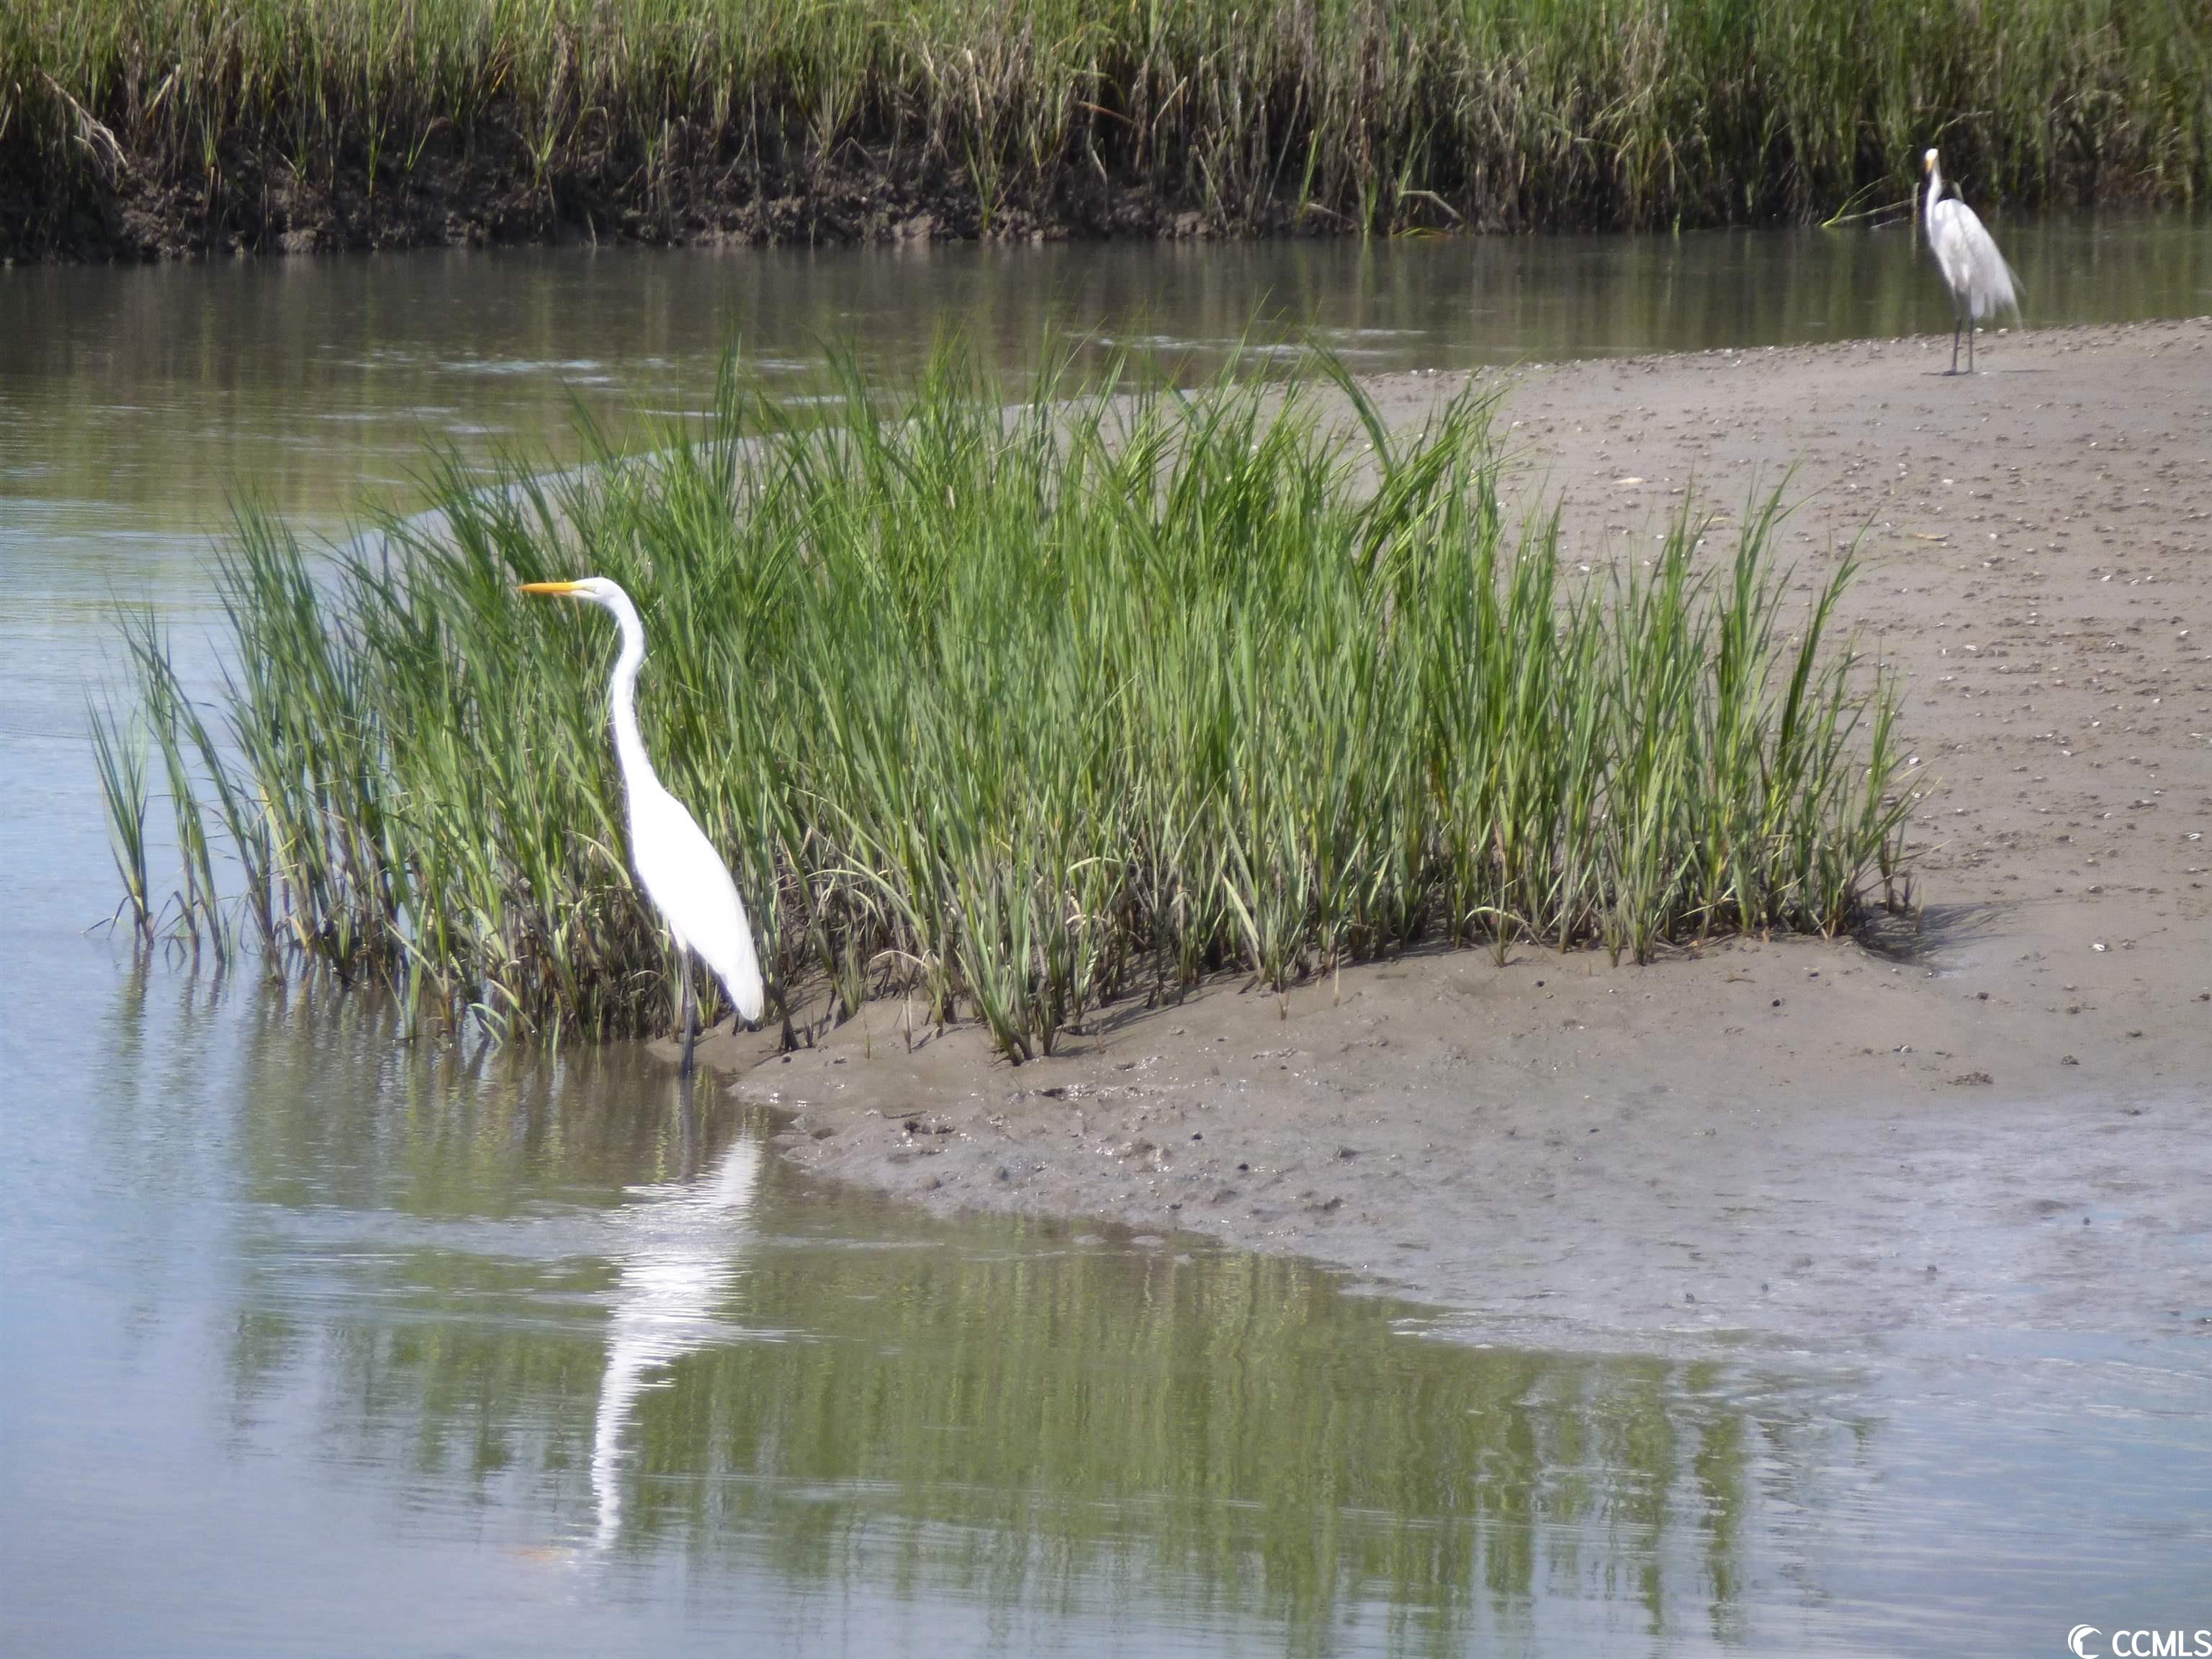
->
12, 133, 1214, 264
684, 320, 2212, 1352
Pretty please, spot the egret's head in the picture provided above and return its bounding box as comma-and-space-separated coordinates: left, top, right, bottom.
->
1922, 148, 1938, 174
519, 576, 622, 608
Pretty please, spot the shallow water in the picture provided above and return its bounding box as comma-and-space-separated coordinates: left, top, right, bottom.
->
6, 974, 2206, 1656
4, 225, 2210, 1655
7, 215, 2209, 547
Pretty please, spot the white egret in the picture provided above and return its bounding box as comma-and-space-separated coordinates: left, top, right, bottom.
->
520, 577, 764, 1075
1921, 148, 2020, 374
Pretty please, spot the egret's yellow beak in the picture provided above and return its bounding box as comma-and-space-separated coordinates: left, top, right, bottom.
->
1921, 154, 1933, 174
518, 581, 588, 595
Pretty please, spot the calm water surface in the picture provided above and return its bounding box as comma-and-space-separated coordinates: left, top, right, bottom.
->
4, 224, 2209, 1655
7, 215, 2210, 552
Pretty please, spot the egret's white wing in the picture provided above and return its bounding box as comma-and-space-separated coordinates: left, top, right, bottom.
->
629, 783, 766, 1021
1928, 197, 2019, 320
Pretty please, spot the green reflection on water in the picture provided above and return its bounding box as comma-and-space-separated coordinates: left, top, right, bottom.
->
206, 992, 1838, 1653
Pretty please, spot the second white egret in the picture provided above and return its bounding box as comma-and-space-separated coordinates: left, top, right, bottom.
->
1921, 148, 2020, 374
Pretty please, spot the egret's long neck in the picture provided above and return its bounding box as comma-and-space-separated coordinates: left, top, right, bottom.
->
1923, 159, 1943, 228
603, 590, 661, 805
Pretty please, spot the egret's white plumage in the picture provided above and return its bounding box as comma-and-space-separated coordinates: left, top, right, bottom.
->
1921, 148, 2019, 374
521, 576, 764, 1073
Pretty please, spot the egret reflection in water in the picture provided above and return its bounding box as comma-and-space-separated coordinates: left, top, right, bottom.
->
27, 971, 2206, 1655
591, 1090, 768, 1552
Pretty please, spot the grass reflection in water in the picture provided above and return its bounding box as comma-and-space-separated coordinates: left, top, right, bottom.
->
210, 989, 1834, 1650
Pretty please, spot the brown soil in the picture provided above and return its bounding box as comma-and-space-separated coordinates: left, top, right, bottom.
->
686, 319, 2212, 1351
7, 133, 1237, 263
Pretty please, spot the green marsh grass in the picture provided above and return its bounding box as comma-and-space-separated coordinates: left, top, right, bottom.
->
87, 690, 152, 940
110, 349, 1913, 1061
6, 0, 2203, 254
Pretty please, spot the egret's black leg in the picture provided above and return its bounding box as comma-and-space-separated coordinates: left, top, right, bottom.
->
1950, 312, 1963, 374
1966, 317, 1977, 374
678, 954, 697, 1079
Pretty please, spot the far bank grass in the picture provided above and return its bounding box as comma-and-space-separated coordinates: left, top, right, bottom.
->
9, 0, 2204, 254
101, 349, 1913, 1062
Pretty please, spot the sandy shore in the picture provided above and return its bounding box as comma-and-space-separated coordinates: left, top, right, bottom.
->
691, 318, 2211, 1352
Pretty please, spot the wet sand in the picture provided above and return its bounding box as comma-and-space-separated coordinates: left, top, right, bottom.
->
693, 318, 2212, 1351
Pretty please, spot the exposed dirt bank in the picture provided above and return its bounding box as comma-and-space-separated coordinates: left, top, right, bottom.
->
688, 320, 2212, 1352
10, 137, 1214, 263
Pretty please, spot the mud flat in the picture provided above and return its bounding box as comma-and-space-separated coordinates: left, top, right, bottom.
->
692, 318, 2211, 1351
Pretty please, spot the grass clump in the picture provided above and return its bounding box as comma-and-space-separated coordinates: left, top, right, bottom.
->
5, 0, 2204, 257
110, 347, 1912, 1062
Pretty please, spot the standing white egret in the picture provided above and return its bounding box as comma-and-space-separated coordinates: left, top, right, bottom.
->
520, 577, 764, 1075
1921, 148, 2020, 374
